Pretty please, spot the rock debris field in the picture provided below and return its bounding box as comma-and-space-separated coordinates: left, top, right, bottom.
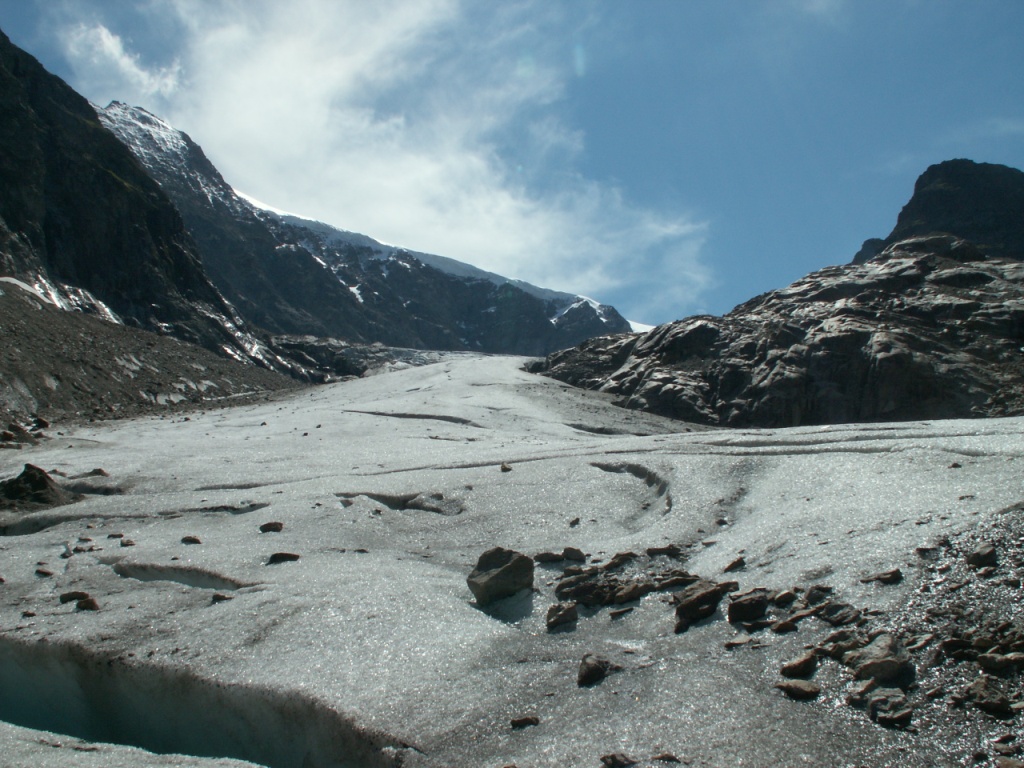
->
1, 354, 1023, 767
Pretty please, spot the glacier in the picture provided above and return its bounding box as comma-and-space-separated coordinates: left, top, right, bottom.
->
0, 355, 1022, 767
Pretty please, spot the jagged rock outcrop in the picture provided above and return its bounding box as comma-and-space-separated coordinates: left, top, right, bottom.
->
536, 161, 1024, 427
98, 102, 631, 356
0, 31, 275, 367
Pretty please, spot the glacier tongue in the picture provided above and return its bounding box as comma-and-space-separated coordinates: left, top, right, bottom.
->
0, 354, 1022, 767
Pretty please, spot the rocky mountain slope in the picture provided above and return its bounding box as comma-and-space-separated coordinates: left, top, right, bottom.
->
536, 160, 1024, 427
97, 102, 631, 356
0, 31, 279, 371
0, 277, 297, 427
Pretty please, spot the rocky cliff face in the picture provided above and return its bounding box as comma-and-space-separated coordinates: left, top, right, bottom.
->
98, 102, 631, 356
0, 31, 277, 367
536, 161, 1024, 427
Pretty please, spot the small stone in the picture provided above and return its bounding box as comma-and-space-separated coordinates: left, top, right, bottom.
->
775, 680, 820, 700
817, 601, 862, 627
727, 588, 769, 623
534, 551, 563, 563
723, 556, 746, 573
868, 688, 913, 727
35, 568, 53, 578
772, 590, 797, 607
646, 545, 682, 558
609, 607, 633, 620
569, 517, 580, 527
600, 754, 638, 768
771, 619, 798, 634
968, 542, 998, 568
267, 552, 301, 565
651, 754, 681, 764
500, 463, 512, 472
107, 533, 124, 539
546, 602, 578, 631
76, 597, 100, 611
59, 591, 90, 604
781, 649, 818, 679
860, 568, 903, 585
181, 535, 202, 545
562, 546, 586, 562
259, 521, 284, 533
211, 593, 234, 603
510, 715, 539, 729
724, 634, 752, 649
578, 653, 621, 687
674, 579, 733, 632
805, 584, 834, 604
120, 538, 136, 547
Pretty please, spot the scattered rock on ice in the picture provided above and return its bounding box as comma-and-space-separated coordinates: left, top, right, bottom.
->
260, 521, 284, 533
267, 552, 301, 565
546, 602, 578, 631
510, 715, 539, 729
781, 649, 818, 679
843, 634, 914, 683
577, 653, 621, 687
776, 679, 821, 700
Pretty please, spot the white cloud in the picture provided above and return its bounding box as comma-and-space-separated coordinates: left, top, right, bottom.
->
54, 0, 712, 324
61, 22, 181, 100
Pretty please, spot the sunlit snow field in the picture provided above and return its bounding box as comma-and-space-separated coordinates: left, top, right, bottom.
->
1, 355, 1022, 767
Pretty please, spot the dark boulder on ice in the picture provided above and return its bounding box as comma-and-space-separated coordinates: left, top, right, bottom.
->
466, 547, 534, 606
535, 160, 1024, 427
0, 464, 78, 509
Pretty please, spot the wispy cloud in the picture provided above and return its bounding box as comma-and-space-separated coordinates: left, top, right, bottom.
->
60, 22, 181, 99
52, 0, 711, 324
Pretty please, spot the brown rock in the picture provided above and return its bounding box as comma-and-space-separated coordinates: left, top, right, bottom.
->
578, 653, 621, 687
259, 521, 284, 533
651, 754, 681, 764
843, 634, 913, 683
673, 579, 734, 632
59, 591, 90, 604
467, 547, 534, 606
546, 602, 578, 631
966, 674, 1014, 717
860, 568, 903, 585
968, 542, 998, 568
76, 597, 100, 611
510, 715, 539, 729
181, 535, 202, 545
723, 556, 746, 573
600, 754, 638, 768
775, 680, 820, 700
727, 588, 769, 623
781, 649, 818, 679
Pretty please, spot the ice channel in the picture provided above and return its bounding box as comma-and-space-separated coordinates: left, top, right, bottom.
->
0, 636, 413, 768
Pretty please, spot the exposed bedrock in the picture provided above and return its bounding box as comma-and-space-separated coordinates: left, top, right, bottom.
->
536, 160, 1024, 428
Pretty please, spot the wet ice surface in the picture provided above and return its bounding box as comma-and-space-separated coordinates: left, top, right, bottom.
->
0, 354, 1022, 767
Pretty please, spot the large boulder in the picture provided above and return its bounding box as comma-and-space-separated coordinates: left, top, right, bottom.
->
466, 547, 534, 606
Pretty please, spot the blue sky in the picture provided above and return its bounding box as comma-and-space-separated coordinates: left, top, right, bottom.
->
2, 1, 1022, 325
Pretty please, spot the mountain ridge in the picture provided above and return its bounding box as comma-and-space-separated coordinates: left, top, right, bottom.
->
536, 159, 1024, 427
97, 100, 633, 357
